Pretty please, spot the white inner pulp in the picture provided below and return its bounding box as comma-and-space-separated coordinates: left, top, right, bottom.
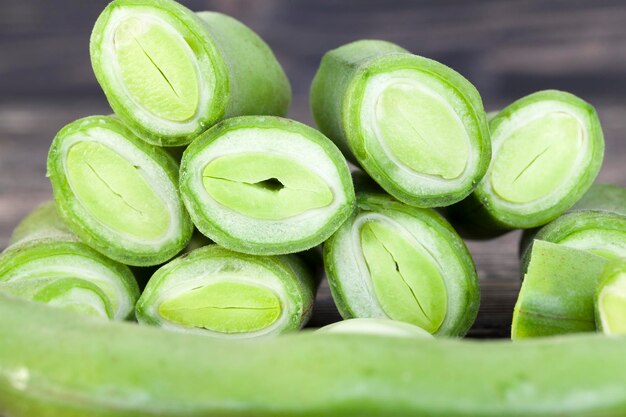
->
599, 272, 626, 334
147, 257, 293, 338
189, 128, 348, 245
62, 126, 181, 246
360, 70, 475, 192
102, 6, 213, 135
485, 101, 589, 211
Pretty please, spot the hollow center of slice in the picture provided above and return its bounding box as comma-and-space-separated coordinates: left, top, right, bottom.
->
490, 111, 583, 204
359, 220, 447, 333
114, 16, 199, 122
202, 153, 334, 220
599, 272, 626, 335
66, 141, 170, 241
374, 81, 470, 180
158, 281, 282, 333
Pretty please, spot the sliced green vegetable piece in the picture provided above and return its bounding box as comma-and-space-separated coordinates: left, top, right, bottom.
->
0, 201, 139, 320
595, 259, 626, 335
311, 39, 490, 207
512, 240, 609, 339
202, 153, 333, 220
48, 115, 193, 266
136, 245, 317, 338
520, 184, 626, 270
180, 116, 355, 255
5, 294, 626, 417
324, 192, 479, 337
360, 221, 447, 333
91, 0, 291, 146
446, 90, 604, 238
158, 281, 282, 333
318, 318, 433, 338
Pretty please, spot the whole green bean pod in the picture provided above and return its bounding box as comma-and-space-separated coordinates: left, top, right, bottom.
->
1, 294, 626, 416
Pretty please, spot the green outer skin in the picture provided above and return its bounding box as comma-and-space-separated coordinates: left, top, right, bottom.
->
445, 90, 604, 239
595, 258, 626, 333
180, 115, 356, 255
323, 193, 480, 337
519, 184, 626, 270
0, 202, 139, 320
2, 296, 626, 416
310, 39, 490, 208
91, 0, 290, 146
512, 241, 608, 339
135, 245, 317, 337
47, 115, 194, 266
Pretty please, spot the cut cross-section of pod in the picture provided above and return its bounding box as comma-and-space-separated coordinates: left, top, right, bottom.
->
90, 0, 291, 146
135, 245, 317, 338
180, 116, 355, 255
520, 184, 626, 269
0, 201, 139, 320
447, 90, 604, 238
323, 193, 480, 337
595, 259, 626, 335
310, 40, 490, 208
48, 116, 194, 266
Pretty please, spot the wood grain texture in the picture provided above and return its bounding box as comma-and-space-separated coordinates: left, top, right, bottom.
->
0, 0, 625, 338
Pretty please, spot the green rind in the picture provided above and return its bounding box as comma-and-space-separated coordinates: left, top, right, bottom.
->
135, 245, 316, 337
47, 115, 193, 266
446, 90, 604, 238
595, 259, 626, 333
519, 184, 626, 270
323, 192, 480, 337
90, 0, 290, 146
512, 241, 608, 339
9, 201, 73, 245
180, 115, 356, 256
2, 295, 626, 416
311, 39, 490, 208
0, 235, 139, 321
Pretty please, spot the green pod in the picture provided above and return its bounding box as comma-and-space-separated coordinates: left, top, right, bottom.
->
512, 240, 609, 339
180, 116, 356, 255
323, 192, 479, 336
3, 295, 626, 416
136, 245, 316, 337
90, 0, 291, 146
47, 116, 194, 266
0, 202, 139, 320
520, 184, 626, 269
310, 40, 490, 208
595, 259, 626, 335
447, 90, 605, 238
318, 318, 433, 338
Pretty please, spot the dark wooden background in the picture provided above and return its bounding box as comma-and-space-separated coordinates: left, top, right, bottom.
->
0, 0, 625, 337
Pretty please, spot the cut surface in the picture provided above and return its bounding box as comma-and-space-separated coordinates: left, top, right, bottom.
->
114, 15, 200, 122
374, 81, 469, 179
359, 221, 447, 333
158, 281, 282, 333
598, 272, 626, 335
66, 141, 170, 241
491, 111, 583, 204
202, 153, 334, 220
559, 229, 626, 260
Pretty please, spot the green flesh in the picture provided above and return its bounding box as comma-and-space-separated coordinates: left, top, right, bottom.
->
559, 229, 626, 260
599, 273, 626, 335
66, 141, 170, 240
114, 16, 199, 122
359, 221, 447, 333
202, 153, 334, 220
158, 281, 282, 333
491, 111, 583, 204
375, 82, 469, 180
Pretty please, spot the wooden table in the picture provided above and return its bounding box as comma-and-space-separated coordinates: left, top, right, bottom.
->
1, 0, 625, 338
